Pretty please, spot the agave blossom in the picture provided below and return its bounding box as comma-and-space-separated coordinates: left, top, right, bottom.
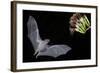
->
69, 13, 90, 34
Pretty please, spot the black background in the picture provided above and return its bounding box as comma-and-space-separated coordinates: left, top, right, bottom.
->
23, 10, 91, 62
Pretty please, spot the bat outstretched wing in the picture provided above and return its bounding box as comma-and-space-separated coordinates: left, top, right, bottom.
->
27, 16, 44, 50
37, 45, 71, 58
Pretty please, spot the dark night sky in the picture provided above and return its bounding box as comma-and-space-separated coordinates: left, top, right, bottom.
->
23, 10, 91, 62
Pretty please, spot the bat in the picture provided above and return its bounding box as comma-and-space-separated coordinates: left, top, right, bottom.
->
27, 16, 72, 58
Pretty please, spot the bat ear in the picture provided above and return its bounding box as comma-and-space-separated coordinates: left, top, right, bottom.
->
44, 39, 50, 43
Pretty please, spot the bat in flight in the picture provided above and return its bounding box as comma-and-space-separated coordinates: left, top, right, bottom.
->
27, 16, 71, 58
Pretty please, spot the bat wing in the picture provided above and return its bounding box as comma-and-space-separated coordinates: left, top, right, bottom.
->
37, 45, 71, 58
27, 16, 43, 51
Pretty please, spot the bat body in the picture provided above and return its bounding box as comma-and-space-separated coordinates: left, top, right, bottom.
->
27, 16, 71, 58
